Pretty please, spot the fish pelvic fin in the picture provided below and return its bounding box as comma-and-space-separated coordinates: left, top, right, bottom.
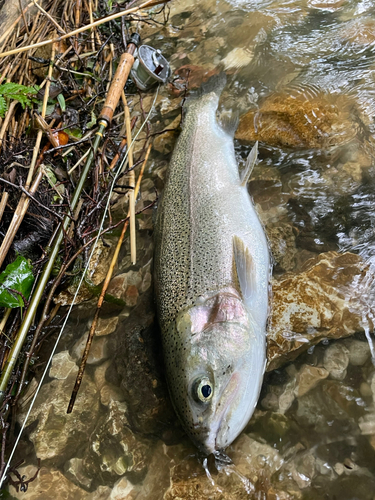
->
240, 141, 258, 186
233, 235, 256, 308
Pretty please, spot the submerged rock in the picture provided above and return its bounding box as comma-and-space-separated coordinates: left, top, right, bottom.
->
49, 350, 78, 380
236, 89, 357, 149
83, 399, 150, 484
296, 364, 329, 397
163, 434, 288, 500
107, 292, 177, 438
17, 372, 99, 464
54, 240, 115, 306
9, 466, 91, 500
323, 343, 350, 380
268, 251, 374, 370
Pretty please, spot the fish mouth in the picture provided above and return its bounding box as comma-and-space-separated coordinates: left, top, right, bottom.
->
201, 372, 240, 455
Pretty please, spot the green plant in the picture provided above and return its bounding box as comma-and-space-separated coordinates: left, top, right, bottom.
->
0, 255, 34, 308
0, 82, 39, 117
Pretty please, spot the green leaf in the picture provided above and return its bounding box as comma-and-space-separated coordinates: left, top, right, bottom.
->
86, 110, 97, 129
57, 93, 66, 112
0, 95, 7, 117
0, 82, 38, 111
65, 128, 82, 139
0, 256, 34, 308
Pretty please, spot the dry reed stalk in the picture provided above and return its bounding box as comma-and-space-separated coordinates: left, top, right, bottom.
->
0, 170, 43, 269
32, 0, 67, 34
26, 35, 56, 187
0, 0, 170, 59
67, 142, 152, 413
0, 102, 18, 155
0, 309, 11, 336
88, 0, 96, 52
0, 192, 9, 223
122, 92, 136, 265
0, 0, 37, 45
67, 148, 90, 175
0, 39, 56, 269
18, 0, 30, 36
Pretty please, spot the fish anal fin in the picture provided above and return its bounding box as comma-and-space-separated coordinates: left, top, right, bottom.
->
233, 235, 256, 307
240, 141, 258, 186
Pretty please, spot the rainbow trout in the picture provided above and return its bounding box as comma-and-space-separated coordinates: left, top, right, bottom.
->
154, 73, 269, 454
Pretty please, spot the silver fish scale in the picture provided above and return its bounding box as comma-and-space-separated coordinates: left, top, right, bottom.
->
154, 94, 268, 332
155, 103, 233, 331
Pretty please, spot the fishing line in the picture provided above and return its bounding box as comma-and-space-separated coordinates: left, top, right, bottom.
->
0, 86, 160, 489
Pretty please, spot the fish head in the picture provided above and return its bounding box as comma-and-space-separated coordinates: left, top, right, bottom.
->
165, 289, 266, 455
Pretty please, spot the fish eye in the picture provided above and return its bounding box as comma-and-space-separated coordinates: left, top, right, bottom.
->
193, 377, 213, 403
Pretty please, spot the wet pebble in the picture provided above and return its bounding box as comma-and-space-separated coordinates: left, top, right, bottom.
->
346, 339, 371, 366
9, 466, 91, 499
296, 364, 329, 397
266, 222, 298, 272
268, 251, 367, 370
236, 90, 358, 149
108, 477, 139, 500
64, 457, 92, 490
17, 372, 99, 464
323, 343, 350, 380
95, 316, 119, 337
49, 350, 78, 380
72, 334, 109, 365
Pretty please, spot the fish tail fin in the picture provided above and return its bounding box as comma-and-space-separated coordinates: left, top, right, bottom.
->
184, 72, 227, 107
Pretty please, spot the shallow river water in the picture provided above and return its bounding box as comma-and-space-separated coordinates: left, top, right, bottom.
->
6, 0, 375, 498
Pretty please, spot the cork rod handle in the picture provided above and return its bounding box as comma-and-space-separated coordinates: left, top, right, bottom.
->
99, 44, 136, 124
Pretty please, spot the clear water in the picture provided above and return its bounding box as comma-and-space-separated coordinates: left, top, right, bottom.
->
7, 0, 375, 498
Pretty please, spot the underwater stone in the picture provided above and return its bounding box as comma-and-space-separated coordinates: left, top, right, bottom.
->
164, 434, 287, 500
107, 293, 177, 437
267, 251, 372, 371
64, 457, 92, 490
85, 399, 150, 482
346, 339, 371, 366
295, 364, 329, 397
18, 372, 99, 464
107, 270, 143, 306
323, 343, 349, 380
266, 222, 298, 272
72, 334, 109, 365
87, 486, 111, 500
108, 477, 139, 500
284, 453, 316, 489
95, 316, 119, 337
236, 90, 357, 149
9, 466, 91, 500
49, 350, 78, 380
55, 239, 114, 306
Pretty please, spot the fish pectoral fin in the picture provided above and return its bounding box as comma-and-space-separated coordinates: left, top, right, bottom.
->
240, 141, 258, 186
233, 235, 256, 306
220, 111, 239, 137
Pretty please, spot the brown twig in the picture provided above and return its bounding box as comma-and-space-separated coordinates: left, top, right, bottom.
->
122, 92, 136, 265
32, 0, 66, 35
0, 192, 9, 224
67, 143, 152, 413
18, 0, 30, 36
0, 0, 171, 59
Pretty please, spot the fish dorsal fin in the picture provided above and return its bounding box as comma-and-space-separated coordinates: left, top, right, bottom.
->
240, 141, 258, 186
233, 235, 256, 307
220, 111, 239, 137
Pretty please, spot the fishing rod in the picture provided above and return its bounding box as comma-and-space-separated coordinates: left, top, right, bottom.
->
0, 33, 141, 404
